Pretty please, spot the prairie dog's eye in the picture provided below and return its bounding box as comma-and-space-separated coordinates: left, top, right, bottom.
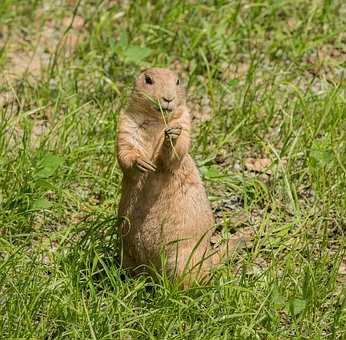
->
176, 78, 180, 85
145, 75, 153, 85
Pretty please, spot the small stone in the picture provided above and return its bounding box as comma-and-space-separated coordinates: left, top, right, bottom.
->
233, 161, 242, 172
215, 151, 227, 164
245, 157, 272, 174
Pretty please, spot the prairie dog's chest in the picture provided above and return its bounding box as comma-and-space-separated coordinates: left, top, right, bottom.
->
138, 119, 164, 146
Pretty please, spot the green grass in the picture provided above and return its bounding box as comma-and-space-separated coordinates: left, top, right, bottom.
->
0, 0, 345, 338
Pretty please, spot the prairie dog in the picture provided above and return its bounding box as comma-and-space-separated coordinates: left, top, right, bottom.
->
117, 67, 214, 285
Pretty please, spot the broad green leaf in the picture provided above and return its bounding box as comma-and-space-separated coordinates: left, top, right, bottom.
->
123, 45, 151, 64
288, 298, 306, 316
32, 198, 51, 210
35, 154, 64, 179
200, 165, 224, 179
310, 149, 333, 165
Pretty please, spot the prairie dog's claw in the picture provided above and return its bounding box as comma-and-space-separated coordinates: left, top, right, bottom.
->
136, 158, 156, 172
165, 125, 182, 140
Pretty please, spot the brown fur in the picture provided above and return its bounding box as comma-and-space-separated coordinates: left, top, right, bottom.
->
117, 68, 215, 285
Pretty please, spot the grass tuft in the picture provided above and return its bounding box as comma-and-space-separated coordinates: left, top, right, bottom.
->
0, 0, 345, 338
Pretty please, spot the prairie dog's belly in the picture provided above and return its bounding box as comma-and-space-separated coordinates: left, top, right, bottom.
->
119, 156, 214, 266
125, 162, 204, 237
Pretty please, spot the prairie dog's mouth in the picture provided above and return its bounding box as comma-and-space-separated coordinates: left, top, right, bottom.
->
154, 103, 174, 113
155, 106, 173, 113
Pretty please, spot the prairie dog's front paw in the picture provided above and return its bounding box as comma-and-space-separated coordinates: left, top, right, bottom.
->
165, 124, 182, 141
135, 157, 156, 173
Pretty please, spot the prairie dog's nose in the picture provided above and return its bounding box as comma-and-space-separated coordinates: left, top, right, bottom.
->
162, 96, 174, 103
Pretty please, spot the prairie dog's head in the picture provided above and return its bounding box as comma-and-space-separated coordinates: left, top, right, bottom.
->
131, 67, 185, 116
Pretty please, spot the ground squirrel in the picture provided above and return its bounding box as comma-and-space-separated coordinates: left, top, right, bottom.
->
117, 67, 217, 285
